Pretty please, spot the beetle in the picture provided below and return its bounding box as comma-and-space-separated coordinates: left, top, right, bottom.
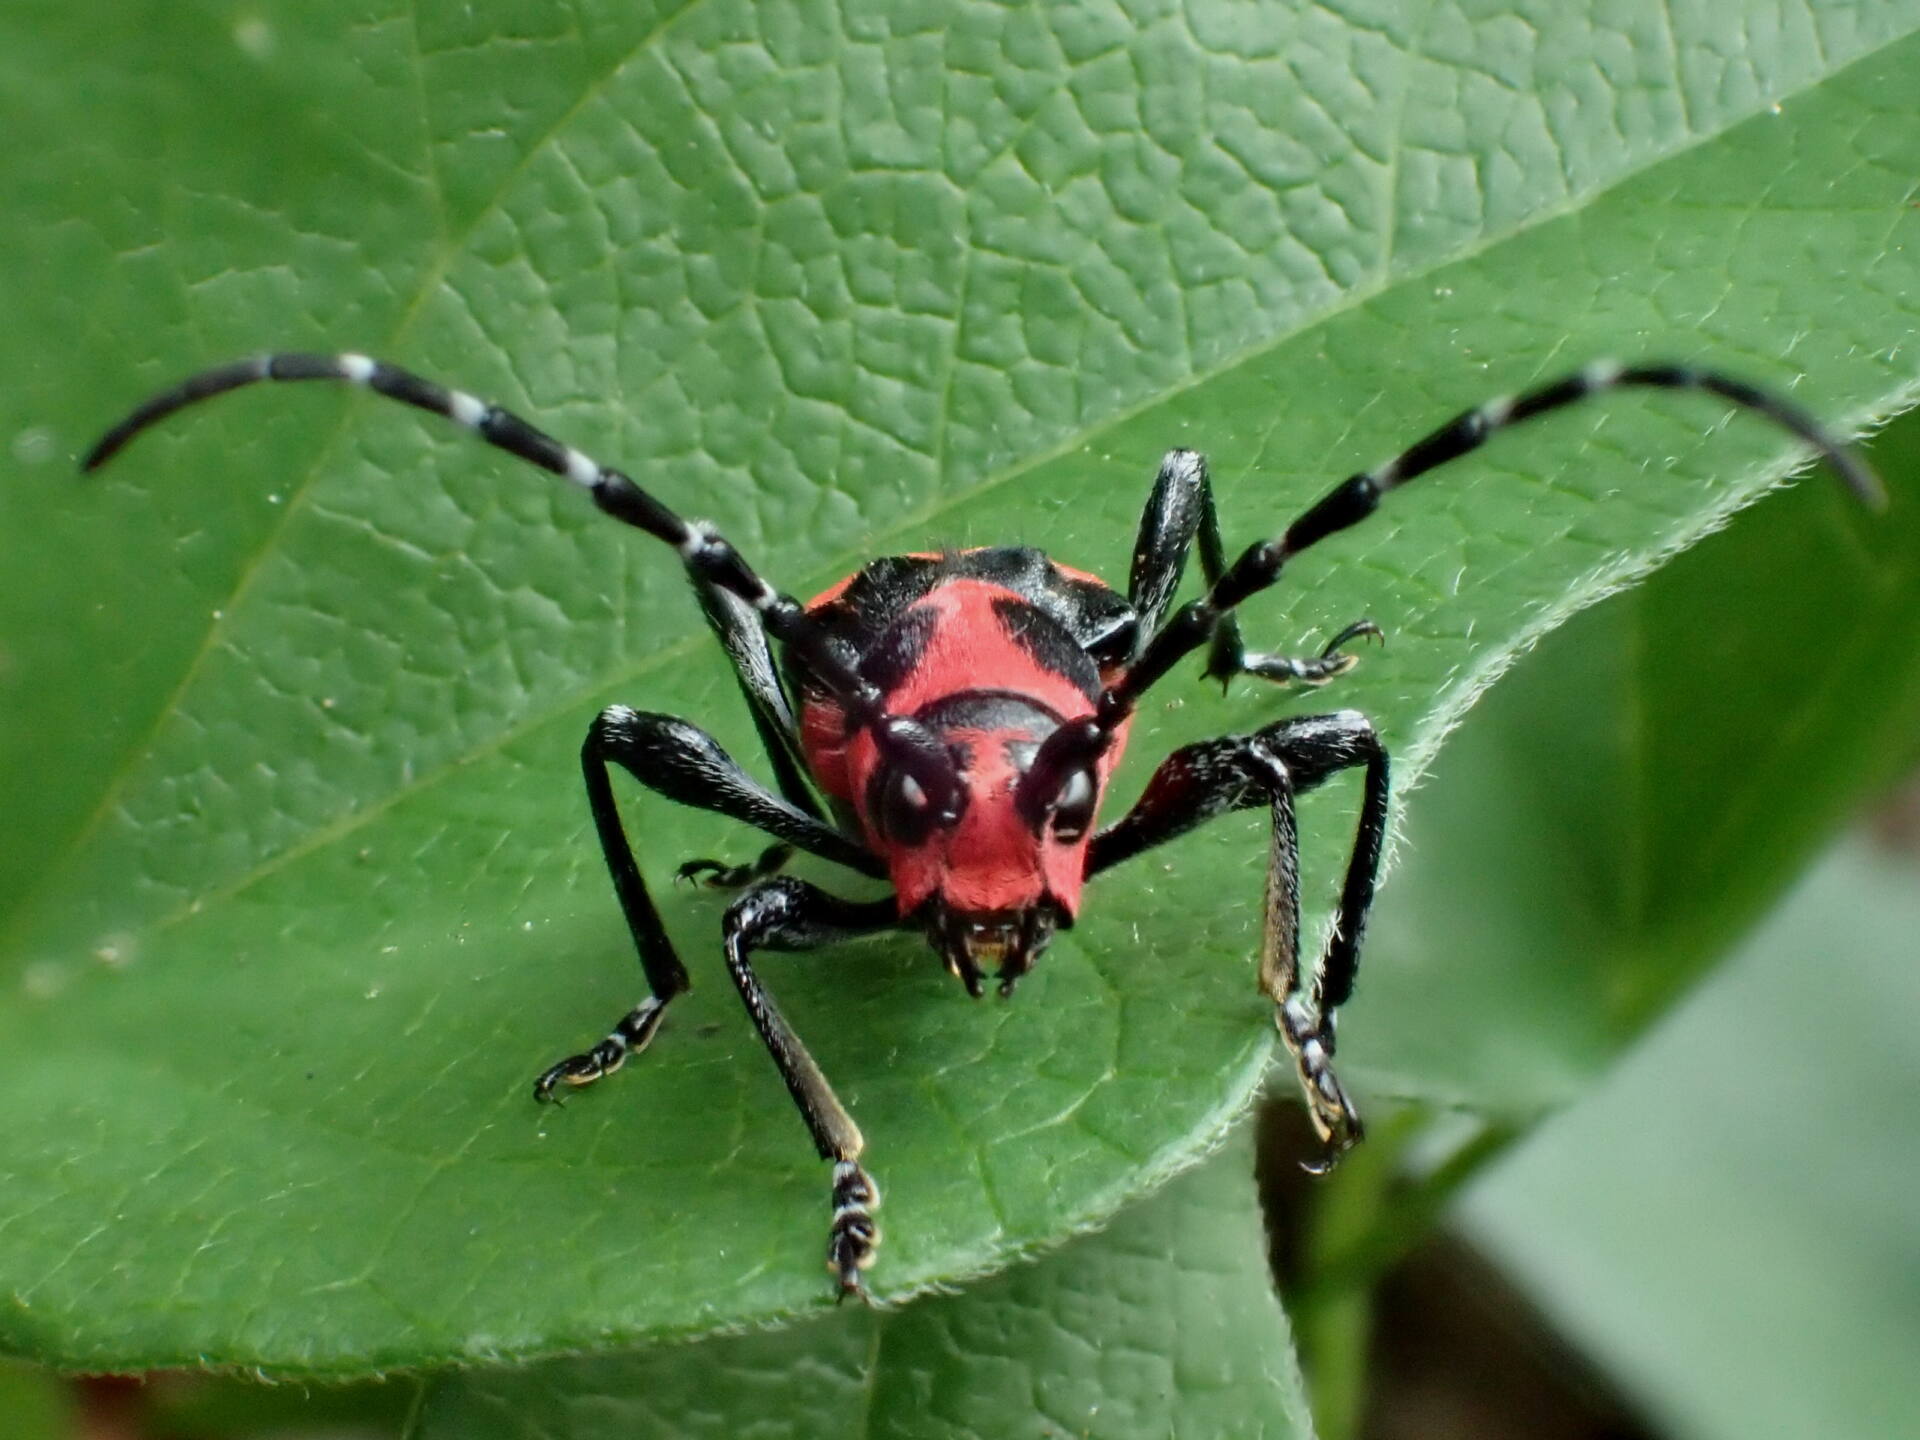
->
85, 355, 1881, 1298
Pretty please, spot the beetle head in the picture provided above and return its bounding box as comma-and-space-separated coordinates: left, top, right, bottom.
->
853, 693, 1127, 996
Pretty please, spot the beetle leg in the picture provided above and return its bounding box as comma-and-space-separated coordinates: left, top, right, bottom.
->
535, 707, 881, 1103
1244, 722, 1387, 1168
1124, 449, 1227, 638
693, 581, 824, 818
1207, 616, 1385, 690
721, 878, 901, 1300
1089, 712, 1388, 1171
676, 842, 794, 890
1125, 449, 1381, 689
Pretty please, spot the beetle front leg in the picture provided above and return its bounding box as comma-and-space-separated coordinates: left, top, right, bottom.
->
1090, 711, 1388, 1170
535, 706, 880, 1103
1247, 733, 1359, 1165
722, 878, 901, 1299
1253, 714, 1388, 1166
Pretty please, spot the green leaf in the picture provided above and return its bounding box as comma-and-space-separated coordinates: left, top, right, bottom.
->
0, 1364, 71, 1440
412, 1127, 1312, 1440
1460, 837, 1920, 1440
2, 0, 1918, 1372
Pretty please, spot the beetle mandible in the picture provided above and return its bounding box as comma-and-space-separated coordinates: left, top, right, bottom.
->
86, 354, 1881, 1297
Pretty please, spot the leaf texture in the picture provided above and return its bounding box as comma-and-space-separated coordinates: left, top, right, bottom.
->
0, 0, 1916, 1370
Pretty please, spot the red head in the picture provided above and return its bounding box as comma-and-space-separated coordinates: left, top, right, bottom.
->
799, 578, 1132, 995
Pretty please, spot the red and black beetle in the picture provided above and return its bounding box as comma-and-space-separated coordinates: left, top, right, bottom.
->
86, 354, 1880, 1296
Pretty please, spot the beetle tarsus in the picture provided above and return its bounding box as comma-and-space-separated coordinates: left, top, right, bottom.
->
532, 994, 671, 1102
1206, 616, 1384, 690
828, 1160, 882, 1302
676, 842, 794, 890
1281, 1007, 1365, 1174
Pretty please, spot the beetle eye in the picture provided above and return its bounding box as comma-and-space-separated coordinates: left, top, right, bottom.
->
880, 766, 936, 845
1050, 767, 1097, 841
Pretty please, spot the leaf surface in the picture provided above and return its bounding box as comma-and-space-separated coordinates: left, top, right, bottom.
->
1, 0, 1918, 1370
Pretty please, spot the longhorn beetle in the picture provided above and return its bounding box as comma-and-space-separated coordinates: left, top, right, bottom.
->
86, 356, 1882, 1298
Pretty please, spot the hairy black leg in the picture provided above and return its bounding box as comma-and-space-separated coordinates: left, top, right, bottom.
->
1124, 449, 1382, 690
588, 707, 879, 877
677, 842, 794, 890
722, 878, 900, 1298
685, 575, 825, 899
534, 706, 883, 1103
1125, 449, 1227, 638
1254, 716, 1388, 1169
1090, 712, 1388, 1169
694, 582, 823, 818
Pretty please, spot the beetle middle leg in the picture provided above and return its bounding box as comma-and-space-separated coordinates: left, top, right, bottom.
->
663, 578, 825, 889
1125, 449, 1381, 689
693, 579, 824, 818
1090, 710, 1388, 1168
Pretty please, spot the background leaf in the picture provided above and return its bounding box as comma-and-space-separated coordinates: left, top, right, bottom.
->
413, 1127, 1313, 1440
1459, 834, 1920, 1440
0, 1365, 70, 1440
2, 0, 1918, 1372
1370, 403, 1920, 1440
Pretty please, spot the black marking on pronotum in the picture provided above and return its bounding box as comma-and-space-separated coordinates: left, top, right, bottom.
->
83, 349, 1882, 1300
858, 605, 941, 696
991, 595, 1104, 702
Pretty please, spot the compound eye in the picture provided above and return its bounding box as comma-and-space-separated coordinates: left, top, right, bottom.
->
880, 766, 937, 846
1049, 767, 1097, 841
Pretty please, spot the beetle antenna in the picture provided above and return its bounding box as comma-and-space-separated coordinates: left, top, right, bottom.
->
1029, 359, 1884, 778
84, 352, 963, 805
